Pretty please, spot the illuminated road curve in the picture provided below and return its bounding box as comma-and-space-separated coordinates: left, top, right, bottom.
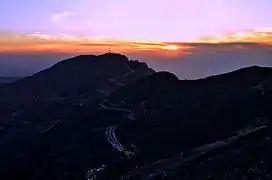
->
105, 125, 124, 152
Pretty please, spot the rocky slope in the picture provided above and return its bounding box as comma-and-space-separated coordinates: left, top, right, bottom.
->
0, 53, 154, 126
0, 53, 155, 179
92, 66, 272, 180
0, 53, 272, 180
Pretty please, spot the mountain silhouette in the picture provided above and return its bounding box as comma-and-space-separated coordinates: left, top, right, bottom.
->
0, 54, 272, 180
96, 65, 272, 179
0, 53, 154, 125
0, 53, 154, 98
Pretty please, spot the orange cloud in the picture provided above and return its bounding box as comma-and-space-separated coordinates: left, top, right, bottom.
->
194, 28, 272, 44
0, 32, 194, 56
0, 28, 272, 56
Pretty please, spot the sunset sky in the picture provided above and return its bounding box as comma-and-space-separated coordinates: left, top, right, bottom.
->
0, 0, 272, 78
1, 0, 272, 52
2, 0, 271, 39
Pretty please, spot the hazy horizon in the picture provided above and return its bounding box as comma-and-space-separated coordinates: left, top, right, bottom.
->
1, 0, 272, 79
1, 42, 272, 79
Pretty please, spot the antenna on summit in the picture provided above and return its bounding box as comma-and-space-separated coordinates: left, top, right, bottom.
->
108, 47, 111, 53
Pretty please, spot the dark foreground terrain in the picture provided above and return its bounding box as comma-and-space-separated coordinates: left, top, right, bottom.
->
0, 53, 272, 180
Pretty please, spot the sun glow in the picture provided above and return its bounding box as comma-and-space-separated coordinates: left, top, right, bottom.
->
161, 45, 179, 50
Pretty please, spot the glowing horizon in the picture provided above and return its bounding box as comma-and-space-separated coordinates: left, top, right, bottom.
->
0, 27, 272, 55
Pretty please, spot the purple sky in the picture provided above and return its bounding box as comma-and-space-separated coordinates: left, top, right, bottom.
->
1, 0, 272, 78
1, 0, 272, 41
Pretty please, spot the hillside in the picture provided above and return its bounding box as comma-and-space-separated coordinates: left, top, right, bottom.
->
0, 53, 154, 125
0, 54, 271, 180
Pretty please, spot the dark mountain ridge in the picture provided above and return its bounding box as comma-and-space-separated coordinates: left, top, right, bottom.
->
0, 53, 154, 98
0, 53, 154, 125
0, 53, 272, 179
94, 65, 272, 179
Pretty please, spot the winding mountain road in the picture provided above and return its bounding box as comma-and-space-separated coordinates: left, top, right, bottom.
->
99, 97, 134, 152
105, 125, 124, 152
99, 99, 135, 120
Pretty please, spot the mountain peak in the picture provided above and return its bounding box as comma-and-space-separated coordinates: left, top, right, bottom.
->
0, 53, 155, 99
98, 52, 129, 59
204, 65, 272, 81
227, 65, 272, 75
54, 53, 131, 68
236, 65, 272, 73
